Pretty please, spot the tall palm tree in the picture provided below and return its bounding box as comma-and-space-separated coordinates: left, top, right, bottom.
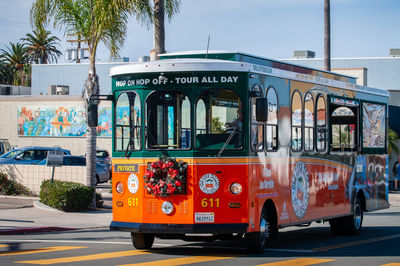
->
1, 42, 29, 86
21, 28, 62, 64
324, 0, 331, 71
30, 0, 141, 207
0, 56, 14, 85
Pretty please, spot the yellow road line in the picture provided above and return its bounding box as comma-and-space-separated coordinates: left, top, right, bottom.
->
380, 264, 400, 266
16, 250, 149, 265
311, 234, 400, 252
119, 254, 238, 266
0, 246, 86, 256
257, 258, 335, 266
0, 244, 8, 248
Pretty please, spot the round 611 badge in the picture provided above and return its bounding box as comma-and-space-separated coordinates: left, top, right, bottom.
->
127, 173, 139, 194
199, 173, 220, 194
291, 162, 310, 219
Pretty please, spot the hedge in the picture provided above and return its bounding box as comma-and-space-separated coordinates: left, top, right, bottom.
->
0, 172, 32, 196
40, 179, 96, 212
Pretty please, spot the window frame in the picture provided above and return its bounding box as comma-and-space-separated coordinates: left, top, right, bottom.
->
315, 94, 327, 153
265, 86, 279, 152
291, 90, 303, 152
145, 89, 192, 151
114, 91, 142, 152
304, 92, 315, 152
360, 100, 387, 154
250, 84, 264, 152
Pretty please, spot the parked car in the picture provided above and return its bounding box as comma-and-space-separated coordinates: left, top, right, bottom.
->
38, 155, 110, 185
0, 139, 11, 156
96, 149, 112, 170
0, 146, 71, 165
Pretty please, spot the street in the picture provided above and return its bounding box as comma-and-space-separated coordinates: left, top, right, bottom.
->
1, 205, 399, 266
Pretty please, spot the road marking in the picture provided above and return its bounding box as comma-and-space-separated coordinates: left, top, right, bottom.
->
0, 239, 132, 245
0, 246, 86, 256
310, 233, 400, 252
15, 250, 150, 265
119, 254, 239, 266
381, 264, 400, 266
257, 258, 335, 266
0, 244, 8, 248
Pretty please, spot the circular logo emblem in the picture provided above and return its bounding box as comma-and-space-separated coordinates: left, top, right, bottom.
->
199, 173, 220, 194
127, 173, 139, 194
291, 162, 310, 219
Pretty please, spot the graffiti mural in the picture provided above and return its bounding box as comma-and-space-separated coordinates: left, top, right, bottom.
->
362, 103, 386, 148
17, 106, 112, 137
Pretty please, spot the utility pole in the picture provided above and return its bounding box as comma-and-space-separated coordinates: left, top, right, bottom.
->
66, 34, 88, 63
324, 0, 331, 71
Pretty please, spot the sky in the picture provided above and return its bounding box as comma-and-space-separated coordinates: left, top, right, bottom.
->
1, 0, 400, 63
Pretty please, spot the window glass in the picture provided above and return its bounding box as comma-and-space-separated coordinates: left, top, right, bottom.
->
146, 91, 191, 149
362, 103, 386, 149
266, 87, 278, 151
316, 96, 327, 151
330, 104, 357, 151
304, 92, 314, 151
115, 92, 141, 151
251, 86, 264, 151
196, 89, 242, 150
291, 91, 302, 151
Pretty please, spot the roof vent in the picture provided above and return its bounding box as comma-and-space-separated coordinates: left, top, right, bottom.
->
293, 50, 316, 59
390, 49, 400, 57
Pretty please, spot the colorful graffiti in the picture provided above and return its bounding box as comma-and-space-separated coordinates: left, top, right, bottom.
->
17, 106, 111, 137
362, 103, 386, 148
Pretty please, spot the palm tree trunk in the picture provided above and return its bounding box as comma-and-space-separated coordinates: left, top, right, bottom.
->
324, 0, 331, 71
153, 0, 165, 59
85, 55, 99, 209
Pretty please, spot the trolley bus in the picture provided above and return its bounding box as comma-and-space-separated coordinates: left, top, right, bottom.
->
109, 51, 389, 252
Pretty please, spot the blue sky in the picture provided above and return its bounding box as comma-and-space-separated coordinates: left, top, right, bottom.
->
1, 0, 400, 63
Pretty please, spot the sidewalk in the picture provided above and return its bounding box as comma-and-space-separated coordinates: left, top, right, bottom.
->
0, 191, 399, 235
0, 186, 113, 235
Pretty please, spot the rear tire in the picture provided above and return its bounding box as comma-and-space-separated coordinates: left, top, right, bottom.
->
330, 197, 363, 235
131, 233, 154, 249
246, 208, 271, 253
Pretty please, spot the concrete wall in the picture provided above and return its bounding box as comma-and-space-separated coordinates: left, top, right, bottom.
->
0, 164, 87, 195
0, 95, 111, 155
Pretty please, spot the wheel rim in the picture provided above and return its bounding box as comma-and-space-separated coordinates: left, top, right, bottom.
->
259, 215, 270, 246
354, 203, 362, 229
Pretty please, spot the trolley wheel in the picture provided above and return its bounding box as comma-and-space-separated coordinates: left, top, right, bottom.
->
330, 197, 363, 235
246, 207, 271, 253
131, 233, 154, 249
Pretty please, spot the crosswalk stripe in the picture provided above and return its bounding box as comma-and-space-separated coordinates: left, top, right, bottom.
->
119, 254, 238, 266
15, 250, 149, 265
0, 246, 86, 257
256, 258, 335, 266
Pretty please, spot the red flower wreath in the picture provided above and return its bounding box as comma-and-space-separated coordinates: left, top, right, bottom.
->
144, 156, 187, 197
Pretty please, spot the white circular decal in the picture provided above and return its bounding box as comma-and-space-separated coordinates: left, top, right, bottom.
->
291, 162, 310, 219
199, 173, 220, 194
127, 173, 139, 194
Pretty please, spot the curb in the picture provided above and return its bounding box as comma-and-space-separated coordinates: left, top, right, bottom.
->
0, 226, 76, 235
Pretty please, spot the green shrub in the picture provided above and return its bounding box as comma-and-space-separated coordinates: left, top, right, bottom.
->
0, 172, 33, 196
40, 179, 95, 212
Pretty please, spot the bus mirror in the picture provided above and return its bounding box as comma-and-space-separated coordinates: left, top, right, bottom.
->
256, 98, 268, 122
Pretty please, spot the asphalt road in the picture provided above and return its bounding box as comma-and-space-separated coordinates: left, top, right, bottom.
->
0, 206, 399, 266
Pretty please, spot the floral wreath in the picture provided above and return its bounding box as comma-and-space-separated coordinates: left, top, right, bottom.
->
144, 156, 187, 197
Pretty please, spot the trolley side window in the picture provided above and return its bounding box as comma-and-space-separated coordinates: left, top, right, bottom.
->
291, 91, 303, 152
115, 92, 141, 151
304, 92, 314, 152
145, 90, 191, 150
266, 87, 278, 151
250, 85, 264, 151
196, 89, 242, 150
329, 98, 359, 152
361, 102, 387, 153
316, 95, 327, 152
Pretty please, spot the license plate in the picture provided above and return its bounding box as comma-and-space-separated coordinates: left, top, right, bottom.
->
195, 212, 214, 223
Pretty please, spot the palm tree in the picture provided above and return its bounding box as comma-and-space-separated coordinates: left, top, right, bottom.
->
1, 42, 29, 86
324, 0, 331, 71
30, 0, 140, 207
0, 56, 14, 85
389, 128, 399, 156
21, 28, 62, 64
